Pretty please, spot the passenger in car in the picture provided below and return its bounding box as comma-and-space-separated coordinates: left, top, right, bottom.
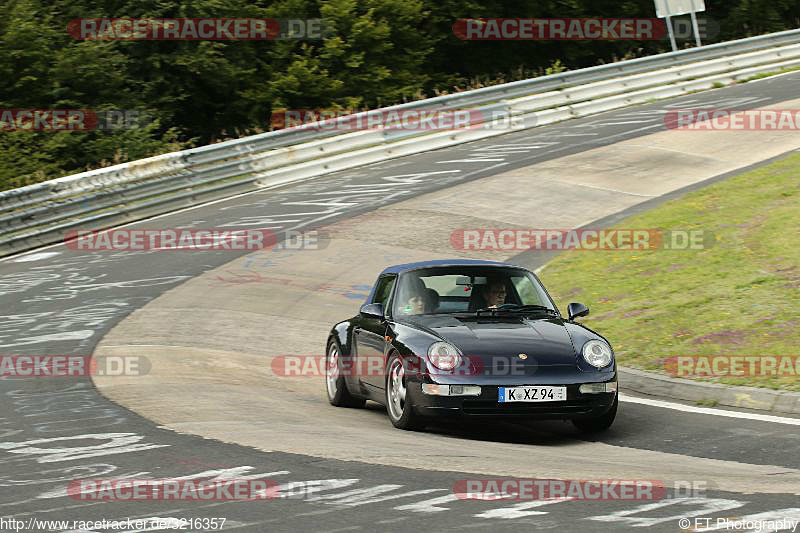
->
397, 276, 435, 315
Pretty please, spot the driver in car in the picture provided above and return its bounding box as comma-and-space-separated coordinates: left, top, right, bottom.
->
483, 279, 507, 308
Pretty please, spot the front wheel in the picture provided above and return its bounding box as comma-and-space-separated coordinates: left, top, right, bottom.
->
385, 354, 426, 431
325, 340, 365, 408
572, 396, 617, 433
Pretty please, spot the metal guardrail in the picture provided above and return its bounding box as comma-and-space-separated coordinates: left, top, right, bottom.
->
2, 28, 800, 257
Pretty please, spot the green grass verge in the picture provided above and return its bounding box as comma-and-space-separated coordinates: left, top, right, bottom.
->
738, 65, 800, 84
540, 152, 800, 391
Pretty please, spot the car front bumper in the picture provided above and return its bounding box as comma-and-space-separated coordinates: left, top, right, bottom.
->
408, 382, 617, 419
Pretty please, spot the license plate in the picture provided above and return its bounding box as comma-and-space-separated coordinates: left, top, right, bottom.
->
498, 386, 566, 403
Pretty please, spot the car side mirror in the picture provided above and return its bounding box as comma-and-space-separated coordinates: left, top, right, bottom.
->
360, 303, 385, 320
567, 302, 589, 321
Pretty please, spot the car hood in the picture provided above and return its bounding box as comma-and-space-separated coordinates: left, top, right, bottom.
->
405, 315, 579, 366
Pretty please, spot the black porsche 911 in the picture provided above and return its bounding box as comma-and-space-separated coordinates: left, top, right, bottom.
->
325, 260, 617, 432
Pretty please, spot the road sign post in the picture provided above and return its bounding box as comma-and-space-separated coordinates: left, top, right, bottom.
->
689, 0, 702, 47
664, 0, 678, 51
655, 0, 706, 51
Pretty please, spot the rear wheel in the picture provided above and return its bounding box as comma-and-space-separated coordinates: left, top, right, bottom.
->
385, 354, 426, 431
325, 340, 365, 408
572, 396, 617, 433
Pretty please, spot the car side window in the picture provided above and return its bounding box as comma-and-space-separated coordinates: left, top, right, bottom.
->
511, 275, 548, 307
372, 276, 396, 308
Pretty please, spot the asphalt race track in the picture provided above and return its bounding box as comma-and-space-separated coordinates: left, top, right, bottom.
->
2, 73, 800, 532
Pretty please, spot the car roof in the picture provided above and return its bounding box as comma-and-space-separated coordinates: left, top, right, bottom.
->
379, 259, 521, 275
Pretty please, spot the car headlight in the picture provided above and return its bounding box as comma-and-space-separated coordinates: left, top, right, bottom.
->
582, 340, 613, 368
428, 341, 461, 371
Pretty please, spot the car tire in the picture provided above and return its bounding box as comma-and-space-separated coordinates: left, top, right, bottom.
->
385, 354, 426, 431
572, 395, 618, 433
325, 339, 366, 408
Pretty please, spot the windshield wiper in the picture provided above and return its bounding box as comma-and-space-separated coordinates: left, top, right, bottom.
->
475, 304, 558, 317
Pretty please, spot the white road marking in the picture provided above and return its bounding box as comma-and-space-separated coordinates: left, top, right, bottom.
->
620, 395, 800, 426
436, 158, 506, 163
474, 498, 574, 519
336, 488, 445, 507
587, 497, 745, 527
591, 120, 658, 126
393, 491, 504, 513
309, 484, 403, 504
0, 330, 95, 348
11, 251, 61, 262
0, 433, 170, 463
393, 493, 463, 513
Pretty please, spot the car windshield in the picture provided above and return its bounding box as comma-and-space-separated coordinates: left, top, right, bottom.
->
390, 266, 557, 317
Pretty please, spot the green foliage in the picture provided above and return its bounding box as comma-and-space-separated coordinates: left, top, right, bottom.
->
545, 59, 567, 75
1, 0, 798, 190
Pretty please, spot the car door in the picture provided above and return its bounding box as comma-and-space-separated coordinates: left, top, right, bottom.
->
355, 274, 396, 392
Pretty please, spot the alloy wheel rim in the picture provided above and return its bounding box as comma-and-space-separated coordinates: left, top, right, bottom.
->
325, 345, 339, 400
387, 358, 406, 421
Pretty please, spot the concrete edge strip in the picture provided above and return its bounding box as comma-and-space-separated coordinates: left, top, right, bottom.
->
619, 367, 800, 416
